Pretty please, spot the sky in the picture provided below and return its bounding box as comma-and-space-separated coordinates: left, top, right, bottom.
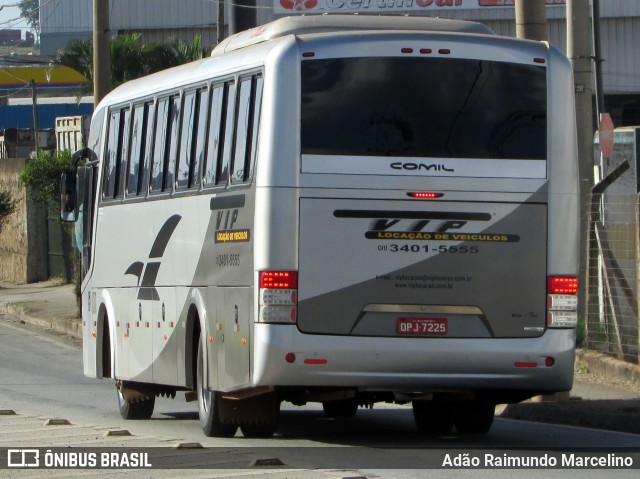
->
0, 1, 30, 33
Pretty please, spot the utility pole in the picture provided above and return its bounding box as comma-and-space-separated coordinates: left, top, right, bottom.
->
217, 0, 225, 44
591, 0, 606, 120
567, 0, 595, 340
30, 80, 39, 155
515, 0, 548, 41
93, 0, 111, 108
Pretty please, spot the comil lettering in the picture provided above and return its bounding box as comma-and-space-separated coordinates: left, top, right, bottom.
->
390, 162, 454, 172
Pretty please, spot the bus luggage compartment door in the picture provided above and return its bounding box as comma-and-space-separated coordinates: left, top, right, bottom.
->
297, 198, 547, 339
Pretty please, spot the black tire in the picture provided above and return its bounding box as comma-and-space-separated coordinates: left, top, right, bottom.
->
412, 401, 455, 434
322, 398, 359, 418
102, 320, 111, 378
454, 400, 495, 435
197, 340, 238, 438
117, 388, 155, 420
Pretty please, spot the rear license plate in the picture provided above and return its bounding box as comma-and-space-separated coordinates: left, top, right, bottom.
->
397, 317, 448, 335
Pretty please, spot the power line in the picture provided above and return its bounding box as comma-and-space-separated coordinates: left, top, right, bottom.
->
0, 0, 53, 29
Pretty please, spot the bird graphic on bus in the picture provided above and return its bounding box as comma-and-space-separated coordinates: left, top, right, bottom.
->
124, 215, 182, 301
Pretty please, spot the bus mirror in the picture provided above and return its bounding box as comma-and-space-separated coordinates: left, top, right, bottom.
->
72, 147, 98, 167
60, 171, 79, 222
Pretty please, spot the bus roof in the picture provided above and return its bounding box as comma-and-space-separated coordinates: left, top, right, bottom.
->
212, 14, 495, 57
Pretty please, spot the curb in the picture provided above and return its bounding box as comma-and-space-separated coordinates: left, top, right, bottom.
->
1, 302, 82, 338
500, 398, 640, 434
575, 349, 640, 384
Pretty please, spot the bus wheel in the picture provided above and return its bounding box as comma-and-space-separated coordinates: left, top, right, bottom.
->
454, 400, 495, 435
412, 401, 455, 434
196, 340, 238, 438
322, 398, 359, 418
117, 388, 155, 420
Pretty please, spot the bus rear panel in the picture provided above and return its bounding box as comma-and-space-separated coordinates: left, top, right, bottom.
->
251, 29, 578, 405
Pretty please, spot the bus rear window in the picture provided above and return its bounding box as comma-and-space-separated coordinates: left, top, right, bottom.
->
301, 57, 546, 160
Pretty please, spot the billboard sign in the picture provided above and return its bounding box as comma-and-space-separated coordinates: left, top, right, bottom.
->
275, 0, 566, 15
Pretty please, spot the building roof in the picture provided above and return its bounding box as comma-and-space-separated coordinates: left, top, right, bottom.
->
0, 65, 89, 91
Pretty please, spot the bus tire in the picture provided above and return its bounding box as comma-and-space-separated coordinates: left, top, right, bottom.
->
197, 340, 238, 438
322, 398, 359, 418
412, 401, 455, 434
454, 400, 495, 435
117, 388, 155, 420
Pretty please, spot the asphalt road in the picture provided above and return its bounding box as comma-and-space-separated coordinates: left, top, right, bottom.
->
1, 317, 639, 478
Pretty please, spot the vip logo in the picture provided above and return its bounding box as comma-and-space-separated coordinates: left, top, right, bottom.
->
216, 209, 238, 231
370, 218, 469, 234
125, 215, 181, 301
335, 210, 489, 230
333, 209, 493, 240
279, 0, 319, 10
8, 449, 39, 468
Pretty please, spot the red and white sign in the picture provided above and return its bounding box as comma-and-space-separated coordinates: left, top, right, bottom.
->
275, 0, 565, 14
598, 113, 615, 158
479, 0, 565, 6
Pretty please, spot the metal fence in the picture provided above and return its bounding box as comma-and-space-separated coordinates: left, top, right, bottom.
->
585, 191, 640, 365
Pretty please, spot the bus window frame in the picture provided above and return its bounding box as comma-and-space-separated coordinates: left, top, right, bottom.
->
99, 68, 263, 206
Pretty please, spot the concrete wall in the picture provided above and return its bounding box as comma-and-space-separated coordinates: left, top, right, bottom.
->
0, 159, 48, 283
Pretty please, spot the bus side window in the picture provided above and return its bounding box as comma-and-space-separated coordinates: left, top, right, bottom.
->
150, 98, 169, 194
164, 95, 181, 193
192, 88, 209, 188
176, 91, 196, 190
246, 76, 263, 182
140, 102, 155, 196
102, 110, 120, 199
117, 108, 131, 199
127, 103, 147, 196
231, 74, 263, 184
203, 85, 224, 187
217, 82, 236, 186
231, 77, 253, 183
102, 108, 129, 200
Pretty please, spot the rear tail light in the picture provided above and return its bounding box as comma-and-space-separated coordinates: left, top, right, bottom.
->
407, 191, 443, 199
547, 276, 578, 294
260, 271, 297, 289
547, 275, 578, 328
259, 271, 297, 324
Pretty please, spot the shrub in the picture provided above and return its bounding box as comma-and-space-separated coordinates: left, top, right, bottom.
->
18, 149, 72, 208
0, 189, 17, 232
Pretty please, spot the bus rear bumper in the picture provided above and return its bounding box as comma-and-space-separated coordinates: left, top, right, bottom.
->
251, 324, 576, 394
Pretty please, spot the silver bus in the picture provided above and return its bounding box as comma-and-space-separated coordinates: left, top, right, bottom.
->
61, 15, 579, 438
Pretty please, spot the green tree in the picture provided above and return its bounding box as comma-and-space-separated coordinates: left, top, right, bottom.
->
0, 189, 17, 232
18, 0, 40, 37
19, 150, 79, 285
170, 34, 212, 63
56, 38, 93, 82
110, 33, 181, 86
18, 149, 72, 208
56, 33, 212, 91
